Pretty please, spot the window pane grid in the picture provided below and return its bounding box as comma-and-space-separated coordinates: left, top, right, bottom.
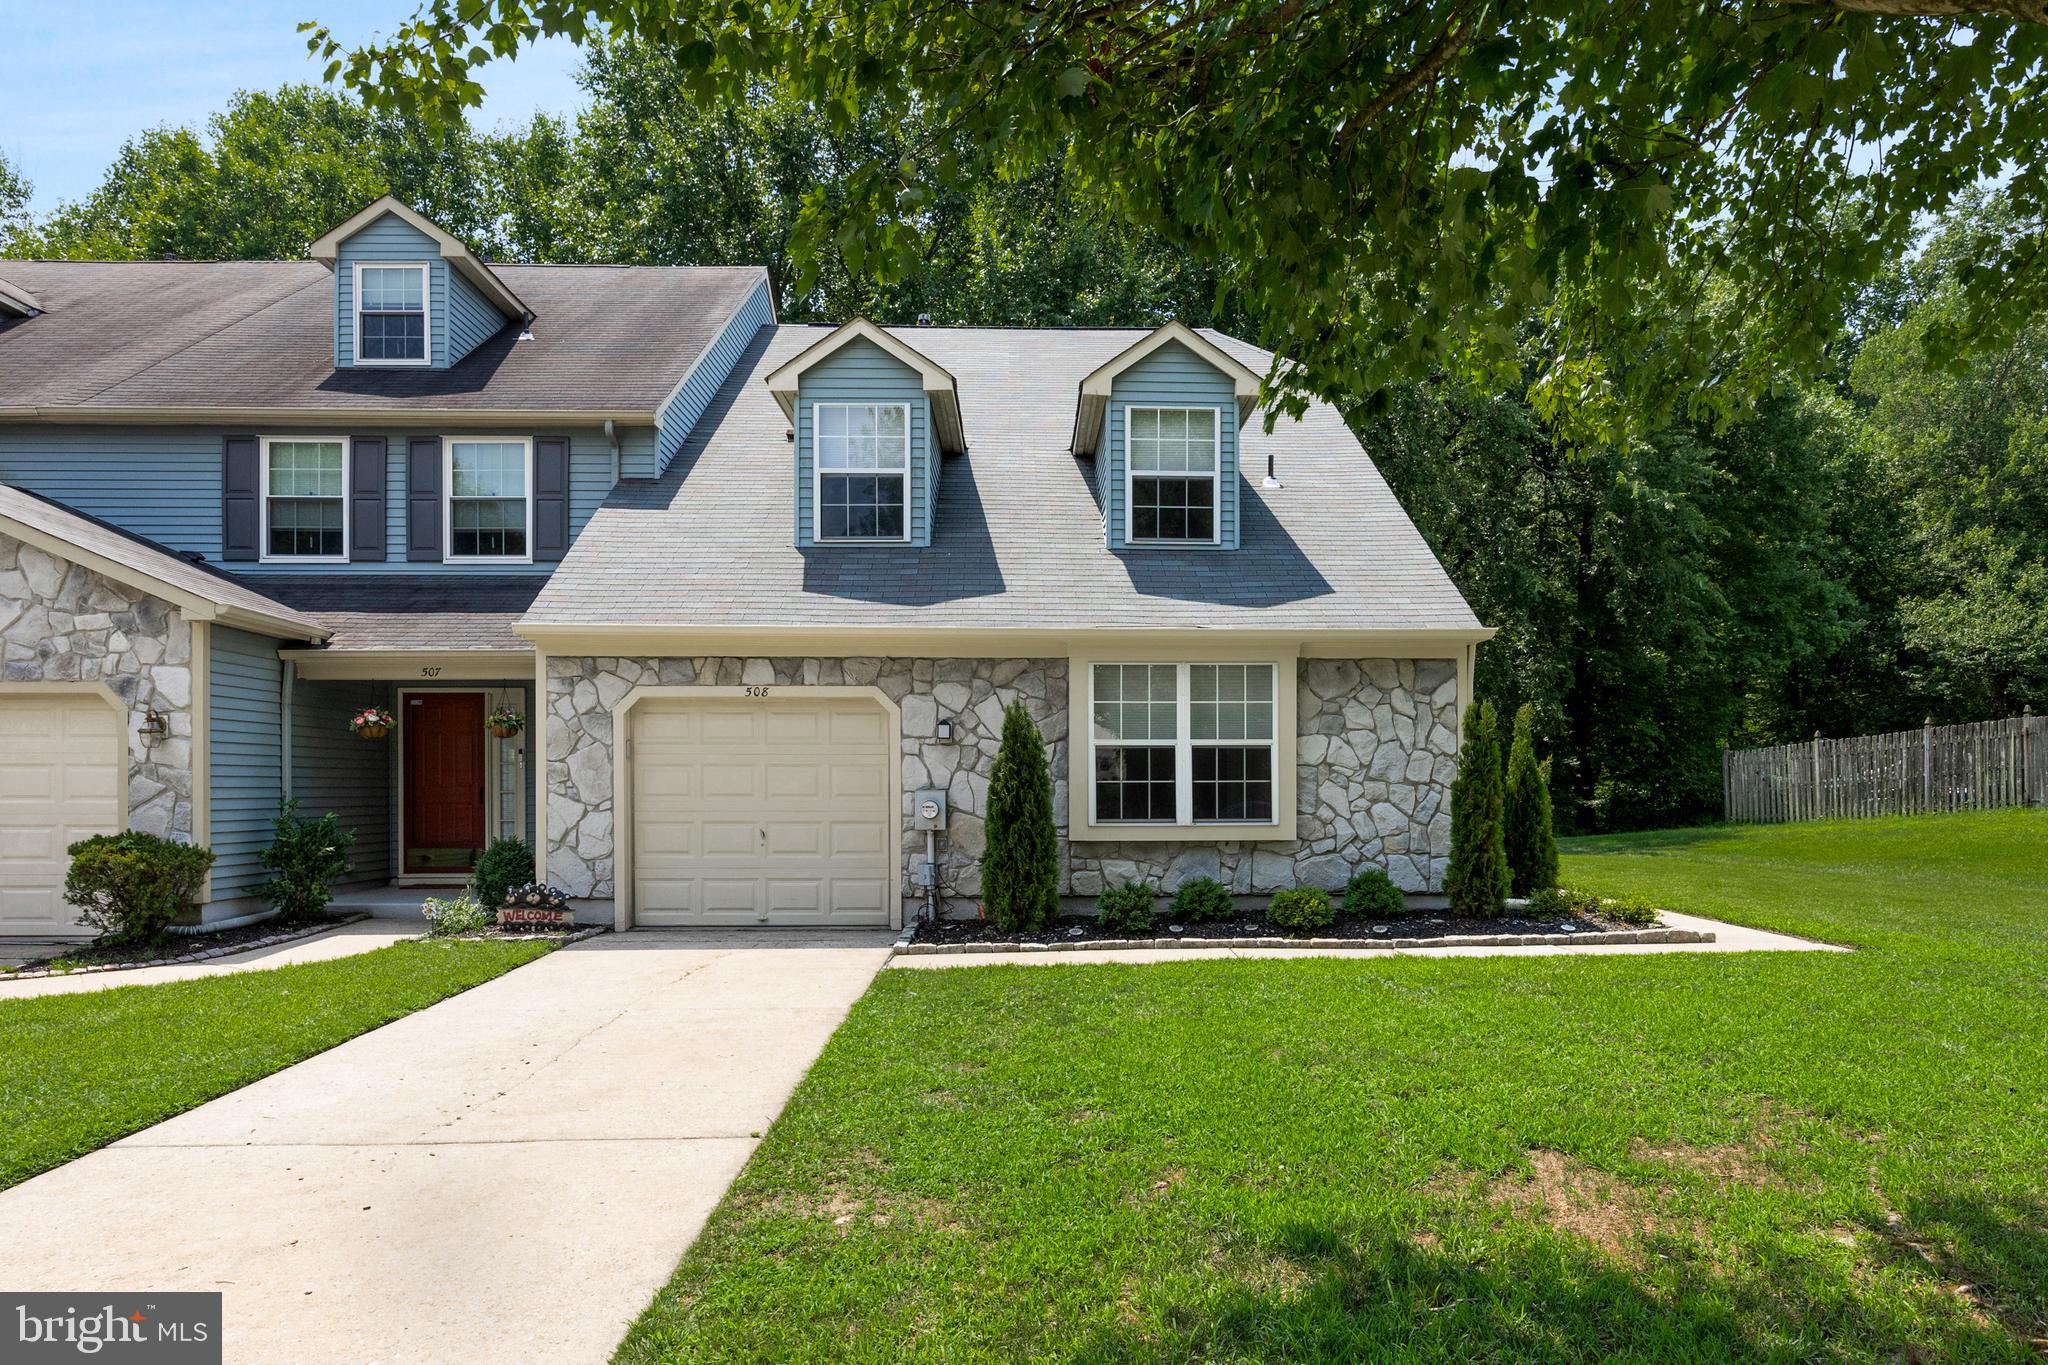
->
815, 404, 909, 539
448, 441, 529, 558
264, 441, 345, 558
358, 266, 426, 361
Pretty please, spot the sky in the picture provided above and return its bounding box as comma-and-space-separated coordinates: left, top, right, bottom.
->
0, 0, 590, 214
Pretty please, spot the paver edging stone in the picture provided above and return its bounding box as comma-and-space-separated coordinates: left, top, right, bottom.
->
889, 924, 1715, 957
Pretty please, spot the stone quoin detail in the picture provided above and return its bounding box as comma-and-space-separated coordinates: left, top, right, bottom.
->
545, 655, 1459, 908
0, 531, 197, 841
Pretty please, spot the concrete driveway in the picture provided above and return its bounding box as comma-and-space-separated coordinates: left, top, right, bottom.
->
0, 930, 894, 1364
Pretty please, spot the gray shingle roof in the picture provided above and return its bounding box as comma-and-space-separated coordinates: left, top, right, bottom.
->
0, 483, 323, 635
525, 326, 1482, 635
0, 260, 766, 414
242, 576, 543, 652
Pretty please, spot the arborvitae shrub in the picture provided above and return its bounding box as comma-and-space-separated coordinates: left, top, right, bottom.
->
1443, 701, 1510, 918
1503, 704, 1559, 896
981, 700, 1059, 933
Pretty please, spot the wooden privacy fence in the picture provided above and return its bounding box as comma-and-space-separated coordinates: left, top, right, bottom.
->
1724, 711, 2046, 823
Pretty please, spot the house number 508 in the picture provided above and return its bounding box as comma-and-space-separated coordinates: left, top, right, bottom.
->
745, 686, 771, 697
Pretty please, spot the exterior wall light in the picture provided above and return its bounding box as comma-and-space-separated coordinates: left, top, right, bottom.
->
137, 708, 169, 742
935, 718, 955, 742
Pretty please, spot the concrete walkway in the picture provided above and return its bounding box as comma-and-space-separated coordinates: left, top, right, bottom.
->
0, 919, 420, 999
889, 910, 1844, 969
0, 929, 896, 1364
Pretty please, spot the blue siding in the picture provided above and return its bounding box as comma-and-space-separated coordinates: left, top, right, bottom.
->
446, 266, 509, 365
0, 424, 638, 572
793, 337, 933, 548
657, 278, 774, 474
1105, 341, 1241, 551
291, 678, 395, 888
334, 215, 450, 369
209, 626, 284, 903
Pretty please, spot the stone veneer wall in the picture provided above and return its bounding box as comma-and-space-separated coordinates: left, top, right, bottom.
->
0, 532, 197, 839
549, 655, 1460, 909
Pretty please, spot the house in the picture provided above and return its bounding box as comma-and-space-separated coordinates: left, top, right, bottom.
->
0, 198, 1490, 938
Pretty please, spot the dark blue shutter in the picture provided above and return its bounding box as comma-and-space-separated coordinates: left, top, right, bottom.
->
533, 436, 570, 561
222, 434, 261, 561
349, 436, 387, 562
407, 436, 443, 561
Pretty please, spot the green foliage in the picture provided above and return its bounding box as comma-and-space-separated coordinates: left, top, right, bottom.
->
1503, 706, 1559, 896
1168, 876, 1234, 924
1525, 885, 1602, 919
1266, 888, 1335, 935
1095, 882, 1157, 937
62, 833, 215, 946
467, 838, 535, 912
1342, 867, 1408, 920
422, 895, 493, 937
1444, 703, 1510, 919
259, 798, 355, 922
323, 0, 2048, 437
981, 701, 1059, 934
1599, 895, 1662, 927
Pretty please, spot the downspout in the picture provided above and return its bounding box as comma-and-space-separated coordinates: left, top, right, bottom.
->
604, 418, 621, 484
280, 660, 296, 799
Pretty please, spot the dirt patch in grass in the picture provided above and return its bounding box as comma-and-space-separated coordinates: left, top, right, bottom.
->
1488, 1149, 1666, 1262
1628, 1135, 1789, 1188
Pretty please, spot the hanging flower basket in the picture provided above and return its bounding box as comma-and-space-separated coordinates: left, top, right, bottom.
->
350, 706, 396, 740
486, 706, 526, 739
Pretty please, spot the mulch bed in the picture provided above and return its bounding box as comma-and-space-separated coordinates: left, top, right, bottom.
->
1, 912, 370, 980
910, 910, 1647, 948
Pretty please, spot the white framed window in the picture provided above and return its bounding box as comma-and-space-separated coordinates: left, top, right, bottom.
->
259, 436, 348, 562
444, 437, 533, 563
1124, 406, 1220, 544
1090, 662, 1277, 825
353, 262, 430, 365
812, 401, 910, 541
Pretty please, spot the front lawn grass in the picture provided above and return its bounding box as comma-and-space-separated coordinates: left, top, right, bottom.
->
0, 938, 552, 1189
618, 809, 2048, 1362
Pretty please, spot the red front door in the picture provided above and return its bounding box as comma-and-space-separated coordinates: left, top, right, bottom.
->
404, 692, 487, 874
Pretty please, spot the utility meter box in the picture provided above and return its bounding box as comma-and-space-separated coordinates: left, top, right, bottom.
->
911, 789, 948, 831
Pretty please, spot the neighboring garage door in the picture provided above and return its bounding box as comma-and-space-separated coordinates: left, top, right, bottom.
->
631, 697, 893, 926
0, 692, 123, 938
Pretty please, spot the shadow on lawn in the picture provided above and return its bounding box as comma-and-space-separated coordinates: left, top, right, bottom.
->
1559, 823, 1739, 858
1068, 1215, 2037, 1363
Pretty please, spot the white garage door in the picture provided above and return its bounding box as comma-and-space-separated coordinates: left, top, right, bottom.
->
631, 697, 894, 926
0, 692, 123, 938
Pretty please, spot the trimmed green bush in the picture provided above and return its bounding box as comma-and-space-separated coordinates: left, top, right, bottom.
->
1525, 885, 1601, 919
260, 798, 354, 923
422, 894, 493, 936
1444, 701, 1510, 918
1267, 887, 1335, 934
63, 832, 215, 945
468, 837, 534, 913
982, 700, 1059, 933
1096, 881, 1157, 936
1170, 876, 1234, 923
1601, 894, 1661, 926
1342, 867, 1408, 919
1503, 704, 1559, 896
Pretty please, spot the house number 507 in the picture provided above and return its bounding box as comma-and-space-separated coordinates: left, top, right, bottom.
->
745, 686, 771, 697
419, 667, 442, 678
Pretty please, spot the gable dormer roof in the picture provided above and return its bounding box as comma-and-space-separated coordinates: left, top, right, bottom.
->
309, 195, 531, 324
0, 274, 40, 318
764, 317, 966, 454
1070, 320, 1261, 457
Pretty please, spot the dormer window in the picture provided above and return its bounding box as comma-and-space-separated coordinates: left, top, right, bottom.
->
354, 263, 429, 364
1127, 407, 1220, 543
814, 402, 910, 541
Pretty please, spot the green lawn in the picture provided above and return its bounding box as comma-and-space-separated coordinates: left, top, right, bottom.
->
0, 938, 551, 1189
618, 809, 2048, 1363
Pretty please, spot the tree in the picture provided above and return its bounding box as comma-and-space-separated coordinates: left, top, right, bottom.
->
1444, 702, 1509, 918
980, 700, 1059, 933
314, 0, 2048, 433
1503, 705, 1559, 896
0, 151, 31, 251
